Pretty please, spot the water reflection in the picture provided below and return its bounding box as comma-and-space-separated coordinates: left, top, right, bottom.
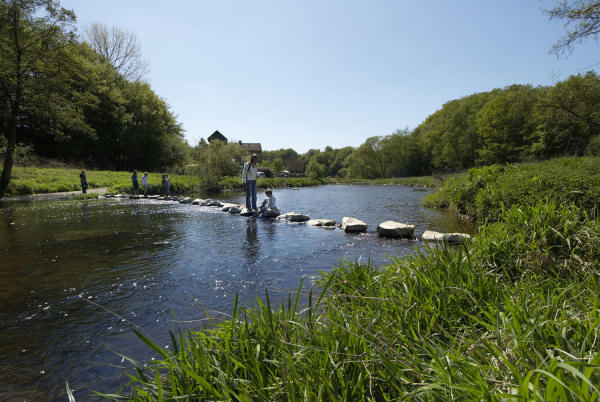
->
243, 219, 260, 262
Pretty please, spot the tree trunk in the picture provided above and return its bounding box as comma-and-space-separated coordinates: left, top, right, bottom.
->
0, 115, 17, 198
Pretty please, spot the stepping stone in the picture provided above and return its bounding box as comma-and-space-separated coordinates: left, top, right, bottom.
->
221, 203, 240, 212
206, 200, 223, 207
307, 219, 336, 228
421, 230, 471, 244
377, 221, 415, 239
228, 206, 242, 214
278, 212, 310, 222
192, 199, 204, 205
341, 217, 367, 233
240, 207, 254, 216
179, 197, 193, 204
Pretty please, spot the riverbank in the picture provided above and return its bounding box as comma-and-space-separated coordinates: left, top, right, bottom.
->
101, 156, 600, 399
1, 166, 437, 198
423, 156, 600, 222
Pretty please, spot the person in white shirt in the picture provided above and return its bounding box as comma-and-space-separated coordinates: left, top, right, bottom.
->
242, 154, 259, 210
141, 172, 149, 197
255, 189, 279, 217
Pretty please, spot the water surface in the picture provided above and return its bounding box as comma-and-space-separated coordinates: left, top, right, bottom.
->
0, 185, 473, 400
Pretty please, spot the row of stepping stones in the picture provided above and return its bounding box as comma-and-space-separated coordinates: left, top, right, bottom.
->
102, 194, 471, 244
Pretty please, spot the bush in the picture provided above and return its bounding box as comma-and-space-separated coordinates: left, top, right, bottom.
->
424, 157, 600, 222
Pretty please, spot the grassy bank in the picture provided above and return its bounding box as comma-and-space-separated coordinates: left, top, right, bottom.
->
329, 175, 437, 187
424, 156, 600, 222
103, 200, 600, 400
2, 166, 437, 197
0, 167, 201, 197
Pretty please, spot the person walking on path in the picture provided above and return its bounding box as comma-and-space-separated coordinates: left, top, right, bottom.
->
242, 154, 259, 211
132, 170, 139, 197
80, 169, 88, 194
162, 174, 171, 196
141, 172, 149, 197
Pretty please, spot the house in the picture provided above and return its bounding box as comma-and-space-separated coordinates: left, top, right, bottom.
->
238, 141, 262, 161
207, 130, 227, 143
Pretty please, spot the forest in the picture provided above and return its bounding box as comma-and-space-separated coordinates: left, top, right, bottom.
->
259, 72, 600, 179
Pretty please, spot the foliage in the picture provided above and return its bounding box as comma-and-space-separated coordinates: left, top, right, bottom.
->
0, 0, 79, 197
546, 0, 600, 55
0, 0, 189, 198
102, 201, 600, 400
189, 140, 245, 192
424, 156, 600, 222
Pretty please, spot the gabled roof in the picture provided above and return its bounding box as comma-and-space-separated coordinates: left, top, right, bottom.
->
208, 130, 227, 142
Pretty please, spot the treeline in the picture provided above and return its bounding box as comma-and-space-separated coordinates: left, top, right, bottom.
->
0, 0, 188, 196
261, 72, 600, 179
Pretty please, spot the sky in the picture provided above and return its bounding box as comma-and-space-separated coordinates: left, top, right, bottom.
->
60, 0, 600, 153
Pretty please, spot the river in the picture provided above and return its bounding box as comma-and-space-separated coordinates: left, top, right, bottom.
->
0, 185, 473, 401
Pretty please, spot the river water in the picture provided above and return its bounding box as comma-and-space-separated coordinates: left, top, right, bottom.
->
0, 185, 473, 401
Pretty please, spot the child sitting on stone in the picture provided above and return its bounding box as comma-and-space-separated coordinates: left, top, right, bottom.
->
255, 188, 279, 217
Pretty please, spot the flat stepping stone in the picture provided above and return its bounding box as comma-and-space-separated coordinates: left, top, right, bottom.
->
228, 205, 242, 214
179, 197, 193, 204
307, 219, 336, 228
377, 221, 415, 239
262, 208, 280, 218
147, 195, 160, 199
221, 203, 240, 212
421, 230, 471, 244
341, 217, 367, 233
192, 199, 204, 205
278, 212, 310, 222
206, 200, 223, 207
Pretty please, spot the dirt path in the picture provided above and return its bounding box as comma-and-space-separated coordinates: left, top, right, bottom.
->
1, 187, 109, 202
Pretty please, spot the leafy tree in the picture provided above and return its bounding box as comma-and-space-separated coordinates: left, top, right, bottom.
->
546, 0, 600, 55
191, 140, 244, 190
305, 156, 326, 179
533, 71, 600, 157
476, 85, 541, 165
0, 0, 78, 197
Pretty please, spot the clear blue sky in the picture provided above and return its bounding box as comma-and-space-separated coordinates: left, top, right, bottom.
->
61, 0, 599, 153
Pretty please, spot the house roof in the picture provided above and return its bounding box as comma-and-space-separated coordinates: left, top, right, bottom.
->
240, 143, 262, 152
208, 130, 227, 142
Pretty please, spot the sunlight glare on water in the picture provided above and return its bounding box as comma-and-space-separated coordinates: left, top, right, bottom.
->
0, 185, 473, 400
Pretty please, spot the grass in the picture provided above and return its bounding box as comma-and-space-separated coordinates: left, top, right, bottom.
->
98, 200, 600, 400
2, 166, 437, 197
424, 156, 600, 222
329, 175, 438, 187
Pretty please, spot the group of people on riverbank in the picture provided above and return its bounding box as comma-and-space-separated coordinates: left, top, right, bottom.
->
78, 153, 274, 214
79, 170, 171, 197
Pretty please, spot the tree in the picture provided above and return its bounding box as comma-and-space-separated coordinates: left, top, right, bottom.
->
0, 0, 77, 198
305, 156, 326, 179
85, 22, 148, 81
532, 71, 600, 157
476, 85, 541, 165
546, 0, 600, 55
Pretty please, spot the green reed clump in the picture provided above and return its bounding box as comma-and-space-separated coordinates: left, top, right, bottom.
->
424, 156, 600, 222
99, 201, 600, 400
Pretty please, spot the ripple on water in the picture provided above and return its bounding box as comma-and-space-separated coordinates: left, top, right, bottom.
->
0, 185, 475, 399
